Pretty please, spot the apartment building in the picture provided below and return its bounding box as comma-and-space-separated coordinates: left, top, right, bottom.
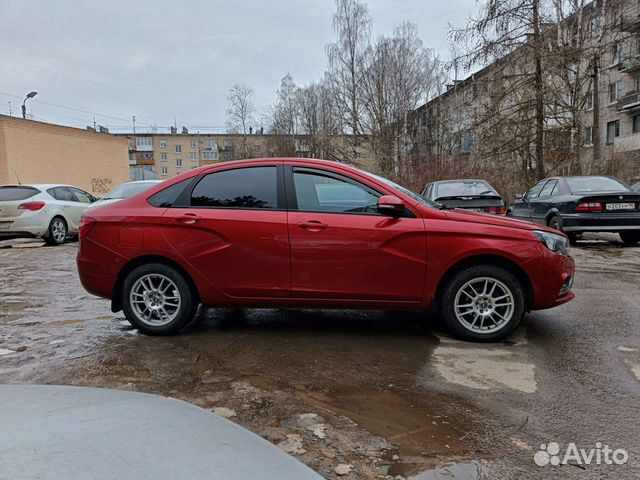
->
0, 115, 129, 194
404, 0, 640, 187
123, 129, 373, 178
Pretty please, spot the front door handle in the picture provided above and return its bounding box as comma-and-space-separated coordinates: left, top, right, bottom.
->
174, 213, 202, 224
296, 220, 328, 231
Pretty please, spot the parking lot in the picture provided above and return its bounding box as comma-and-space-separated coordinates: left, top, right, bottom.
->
1, 235, 639, 479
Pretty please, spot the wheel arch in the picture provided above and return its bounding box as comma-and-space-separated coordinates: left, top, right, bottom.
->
435, 254, 535, 312
545, 209, 561, 224
111, 254, 201, 313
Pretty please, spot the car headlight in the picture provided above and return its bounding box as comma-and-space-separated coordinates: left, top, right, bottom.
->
533, 230, 570, 255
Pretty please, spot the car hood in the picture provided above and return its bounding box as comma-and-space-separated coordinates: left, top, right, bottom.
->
443, 208, 547, 232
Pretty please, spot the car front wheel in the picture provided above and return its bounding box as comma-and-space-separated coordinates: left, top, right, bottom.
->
619, 231, 640, 246
122, 263, 197, 335
441, 265, 525, 342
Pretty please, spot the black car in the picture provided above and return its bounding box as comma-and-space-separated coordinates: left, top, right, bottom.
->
421, 179, 505, 214
506, 176, 640, 245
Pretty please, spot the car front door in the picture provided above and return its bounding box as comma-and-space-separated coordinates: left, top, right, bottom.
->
529, 179, 558, 225
162, 164, 291, 298
285, 165, 427, 302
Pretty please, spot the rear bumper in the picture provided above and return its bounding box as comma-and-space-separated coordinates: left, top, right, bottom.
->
561, 213, 640, 232
0, 213, 50, 238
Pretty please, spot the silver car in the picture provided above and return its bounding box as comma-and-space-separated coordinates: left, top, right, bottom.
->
0, 184, 97, 245
87, 180, 162, 209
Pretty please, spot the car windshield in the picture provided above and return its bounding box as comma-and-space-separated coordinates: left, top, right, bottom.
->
566, 177, 629, 193
435, 181, 497, 198
103, 182, 160, 200
367, 172, 439, 208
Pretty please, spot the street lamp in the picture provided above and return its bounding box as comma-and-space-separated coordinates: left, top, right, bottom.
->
21, 91, 38, 119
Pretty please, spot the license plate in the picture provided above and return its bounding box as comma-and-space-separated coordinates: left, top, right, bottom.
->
605, 202, 635, 211
0, 222, 11, 230
465, 208, 484, 212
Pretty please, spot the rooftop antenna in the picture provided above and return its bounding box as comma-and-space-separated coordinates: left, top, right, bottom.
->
93, 116, 96, 130
132, 115, 136, 134
174, 117, 177, 130
8, 101, 12, 117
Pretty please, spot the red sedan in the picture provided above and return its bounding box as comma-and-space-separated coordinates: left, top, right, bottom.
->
77, 158, 575, 341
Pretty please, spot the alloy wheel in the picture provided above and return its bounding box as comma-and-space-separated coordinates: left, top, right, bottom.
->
129, 274, 182, 326
51, 219, 66, 243
453, 277, 515, 334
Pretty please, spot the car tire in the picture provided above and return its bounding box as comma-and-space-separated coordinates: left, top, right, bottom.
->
441, 265, 525, 342
505, 210, 513, 218
619, 231, 640, 246
44, 217, 67, 246
122, 263, 198, 335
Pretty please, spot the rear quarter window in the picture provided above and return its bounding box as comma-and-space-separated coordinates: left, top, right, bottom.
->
148, 178, 194, 207
0, 186, 40, 201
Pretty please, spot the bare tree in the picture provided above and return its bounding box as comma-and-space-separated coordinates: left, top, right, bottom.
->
225, 83, 255, 139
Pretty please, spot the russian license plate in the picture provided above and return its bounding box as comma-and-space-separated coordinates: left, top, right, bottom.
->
605, 202, 635, 211
465, 208, 485, 212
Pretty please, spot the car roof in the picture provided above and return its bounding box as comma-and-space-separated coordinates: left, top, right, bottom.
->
0, 184, 75, 190
432, 179, 490, 184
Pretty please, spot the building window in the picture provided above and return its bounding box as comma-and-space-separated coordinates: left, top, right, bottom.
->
161, 166, 168, 176
254, 145, 261, 153
160, 152, 168, 161
204, 139, 216, 149
223, 140, 233, 149
176, 159, 182, 167
175, 145, 182, 153
634, 115, 640, 134
609, 81, 622, 103
584, 126, 593, 145
202, 151, 218, 161
585, 90, 593, 110
635, 75, 640, 93
612, 7, 623, 27
136, 137, 152, 147
190, 139, 197, 148
612, 42, 622, 65
589, 17, 600, 37
190, 152, 197, 161
160, 139, 167, 148
606, 120, 620, 144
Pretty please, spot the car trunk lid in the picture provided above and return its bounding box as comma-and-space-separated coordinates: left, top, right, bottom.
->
573, 192, 640, 213
0, 186, 42, 219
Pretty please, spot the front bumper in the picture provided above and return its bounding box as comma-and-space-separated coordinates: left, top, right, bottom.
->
523, 249, 576, 310
561, 212, 640, 232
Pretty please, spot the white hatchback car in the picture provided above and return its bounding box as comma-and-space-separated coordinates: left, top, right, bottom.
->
0, 184, 97, 245
86, 180, 162, 210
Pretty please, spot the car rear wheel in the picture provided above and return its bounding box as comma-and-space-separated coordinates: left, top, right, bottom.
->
619, 231, 640, 246
45, 217, 67, 246
123, 263, 197, 335
548, 214, 577, 245
441, 265, 524, 342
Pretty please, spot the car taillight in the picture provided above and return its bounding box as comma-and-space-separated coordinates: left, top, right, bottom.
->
486, 206, 506, 215
79, 216, 97, 239
575, 202, 603, 212
17, 201, 46, 211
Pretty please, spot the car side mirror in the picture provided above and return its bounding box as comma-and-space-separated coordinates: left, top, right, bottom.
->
515, 193, 523, 199
377, 195, 405, 216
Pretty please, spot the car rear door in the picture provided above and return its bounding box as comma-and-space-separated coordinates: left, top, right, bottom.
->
67, 188, 95, 233
161, 163, 291, 298
285, 165, 427, 302
529, 179, 558, 225
513, 180, 546, 222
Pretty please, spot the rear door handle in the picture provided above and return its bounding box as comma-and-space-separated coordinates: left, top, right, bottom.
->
174, 214, 202, 224
296, 220, 328, 231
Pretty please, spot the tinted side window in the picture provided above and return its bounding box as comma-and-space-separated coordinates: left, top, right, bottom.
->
525, 181, 546, 199
148, 178, 193, 207
293, 170, 379, 214
538, 180, 558, 198
191, 167, 277, 209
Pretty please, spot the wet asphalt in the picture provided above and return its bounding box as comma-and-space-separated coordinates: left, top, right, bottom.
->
0, 234, 638, 479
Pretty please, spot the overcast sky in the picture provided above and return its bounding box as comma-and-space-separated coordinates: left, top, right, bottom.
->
0, 0, 477, 133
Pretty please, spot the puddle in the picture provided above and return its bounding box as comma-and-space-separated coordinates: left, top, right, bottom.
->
409, 460, 491, 479
301, 388, 474, 477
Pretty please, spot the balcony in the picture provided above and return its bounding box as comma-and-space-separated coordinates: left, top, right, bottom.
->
131, 151, 154, 166
614, 134, 640, 152
617, 91, 640, 111
619, 56, 640, 73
